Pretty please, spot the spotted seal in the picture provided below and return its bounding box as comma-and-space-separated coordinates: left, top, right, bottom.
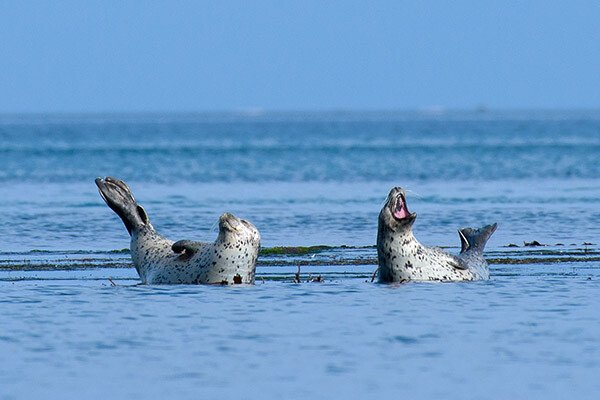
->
95, 177, 260, 284
377, 187, 497, 283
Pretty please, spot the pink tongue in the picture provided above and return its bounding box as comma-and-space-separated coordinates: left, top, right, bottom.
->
394, 200, 410, 219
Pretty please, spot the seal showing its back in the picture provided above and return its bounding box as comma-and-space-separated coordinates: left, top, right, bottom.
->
96, 177, 261, 285
377, 187, 497, 283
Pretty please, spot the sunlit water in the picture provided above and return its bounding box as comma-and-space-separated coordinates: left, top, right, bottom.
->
1, 111, 600, 399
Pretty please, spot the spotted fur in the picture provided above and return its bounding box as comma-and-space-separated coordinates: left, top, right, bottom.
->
377, 187, 497, 283
96, 177, 260, 285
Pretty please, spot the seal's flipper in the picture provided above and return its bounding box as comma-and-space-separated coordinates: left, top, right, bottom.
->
458, 230, 470, 253
95, 177, 150, 235
458, 223, 498, 254
172, 240, 203, 260
172, 240, 200, 254
449, 258, 468, 270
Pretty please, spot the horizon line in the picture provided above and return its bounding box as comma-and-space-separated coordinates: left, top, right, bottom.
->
2, 107, 600, 116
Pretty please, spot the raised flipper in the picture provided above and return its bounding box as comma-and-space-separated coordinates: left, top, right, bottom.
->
458, 223, 498, 254
96, 177, 150, 235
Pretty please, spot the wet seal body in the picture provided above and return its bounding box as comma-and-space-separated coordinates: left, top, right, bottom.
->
96, 177, 260, 284
377, 187, 497, 283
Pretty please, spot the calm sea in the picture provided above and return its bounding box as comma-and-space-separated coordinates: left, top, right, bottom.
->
1, 111, 599, 399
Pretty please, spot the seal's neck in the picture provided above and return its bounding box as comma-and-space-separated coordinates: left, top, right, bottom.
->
131, 224, 158, 241
394, 229, 420, 248
216, 231, 243, 247
378, 222, 419, 248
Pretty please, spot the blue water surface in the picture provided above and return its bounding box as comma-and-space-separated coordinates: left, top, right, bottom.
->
1, 263, 599, 400
1, 111, 599, 251
1, 111, 599, 399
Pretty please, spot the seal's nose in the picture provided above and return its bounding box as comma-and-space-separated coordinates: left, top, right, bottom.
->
220, 212, 235, 221
389, 186, 405, 197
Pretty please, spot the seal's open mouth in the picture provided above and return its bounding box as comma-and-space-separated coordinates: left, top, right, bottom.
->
392, 194, 411, 220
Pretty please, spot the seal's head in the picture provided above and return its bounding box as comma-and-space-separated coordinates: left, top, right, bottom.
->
379, 187, 417, 233
218, 212, 261, 245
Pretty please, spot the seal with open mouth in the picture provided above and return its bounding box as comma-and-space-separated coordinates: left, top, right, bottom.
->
377, 187, 497, 282
95, 177, 260, 285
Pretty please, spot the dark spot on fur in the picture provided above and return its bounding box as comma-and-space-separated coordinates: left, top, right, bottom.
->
233, 274, 242, 284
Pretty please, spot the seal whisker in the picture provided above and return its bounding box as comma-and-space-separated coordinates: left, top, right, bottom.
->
403, 188, 422, 199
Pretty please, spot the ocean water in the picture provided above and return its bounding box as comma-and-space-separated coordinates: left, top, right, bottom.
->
1, 111, 600, 399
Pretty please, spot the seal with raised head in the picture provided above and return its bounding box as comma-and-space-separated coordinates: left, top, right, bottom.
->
96, 177, 261, 285
377, 187, 497, 283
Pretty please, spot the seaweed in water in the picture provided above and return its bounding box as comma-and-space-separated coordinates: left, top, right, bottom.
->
260, 245, 332, 256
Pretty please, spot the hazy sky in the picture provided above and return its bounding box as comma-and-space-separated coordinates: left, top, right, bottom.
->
1, 1, 599, 112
